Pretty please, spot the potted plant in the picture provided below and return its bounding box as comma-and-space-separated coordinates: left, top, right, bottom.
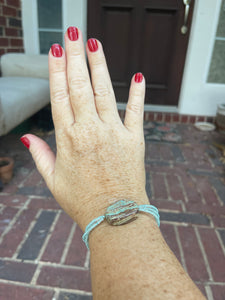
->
0, 157, 14, 184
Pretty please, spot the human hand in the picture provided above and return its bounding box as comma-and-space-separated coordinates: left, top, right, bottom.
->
20, 27, 149, 231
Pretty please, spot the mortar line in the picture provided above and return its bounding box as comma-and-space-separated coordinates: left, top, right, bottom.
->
205, 285, 214, 300
215, 229, 225, 256
163, 173, 171, 201
30, 263, 42, 285
18, 168, 36, 188
177, 173, 188, 203
190, 173, 206, 205
0, 256, 87, 270
174, 225, 187, 272
52, 289, 60, 300
60, 222, 77, 264
84, 250, 90, 269
0, 278, 93, 295
176, 173, 188, 207
194, 227, 214, 281
36, 210, 61, 262
0, 202, 30, 244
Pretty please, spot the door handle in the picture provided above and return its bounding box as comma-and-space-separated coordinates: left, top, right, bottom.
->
181, 0, 191, 34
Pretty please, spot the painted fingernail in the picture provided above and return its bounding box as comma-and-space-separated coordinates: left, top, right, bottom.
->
87, 38, 98, 52
67, 26, 79, 41
20, 136, 30, 149
135, 73, 143, 83
51, 44, 63, 57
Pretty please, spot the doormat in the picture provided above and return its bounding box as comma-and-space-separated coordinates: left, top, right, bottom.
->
144, 122, 182, 143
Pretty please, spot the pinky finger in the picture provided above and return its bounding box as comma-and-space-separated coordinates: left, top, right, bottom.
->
124, 73, 145, 133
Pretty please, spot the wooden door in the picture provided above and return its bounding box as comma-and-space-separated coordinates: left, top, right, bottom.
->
88, 0, 194, 106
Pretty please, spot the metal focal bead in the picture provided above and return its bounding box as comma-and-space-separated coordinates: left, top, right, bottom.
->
105, 199, 139, 226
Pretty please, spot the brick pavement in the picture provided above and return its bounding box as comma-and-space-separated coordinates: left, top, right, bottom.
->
0, 123, 224, 300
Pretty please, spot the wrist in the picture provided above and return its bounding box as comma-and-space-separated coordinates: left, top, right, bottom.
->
88, 208, 158, 251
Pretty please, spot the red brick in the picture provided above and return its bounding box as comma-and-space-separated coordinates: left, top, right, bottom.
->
211, 285, 225, 300
181, 115, 188, 123
5, 27, 18, 36
65, 225, 87, 267
211, 214, 225, 228
2, 5, 17, 17
179, 144, 195, 162
0, 208, 37, 257
148, 112, 155, 121
0, 37, 9, 46
189, 115, 196, 124
159, 144, 174, 161
151, 199, 182, 211
156, 112, 163, 122
166, 174, 185, 201
6, 0, 20, 8
41, 212, 74, 263
10, 37, 23, 46
146, 144, 161, 160
0, 48, 6, 55
0, 16, 6, 26
178, 226, 209, 281
0, 195, 28, 207
0, 206, 18, 235
198, 227, 225, 282
172, 114, 179, 123
160, 224, 181, 262
22, 169, 42, 186
178, 170, 202, 204
28, 197, 61, 210
194, 176, 221, 206
0, 282, 54, 299
152, 173, 168, 199
197, 116, 205, 122
37, 266, 92, 291
0, 259, 37, 283
165, 113, 171, 123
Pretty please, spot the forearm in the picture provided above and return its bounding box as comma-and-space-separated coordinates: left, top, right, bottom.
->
89, 209, 206, 300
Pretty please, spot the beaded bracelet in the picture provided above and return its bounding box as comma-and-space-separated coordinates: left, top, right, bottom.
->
82, 199, 160, 250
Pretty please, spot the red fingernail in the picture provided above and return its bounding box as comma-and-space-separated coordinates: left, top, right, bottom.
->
20, 136, 30, 149
87, 38, 98, 52
135, 73, 143, 83
51, 44, 63, 57
67, 26, 79, 41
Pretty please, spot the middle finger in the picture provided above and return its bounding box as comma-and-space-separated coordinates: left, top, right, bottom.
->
65, 27, 98, 122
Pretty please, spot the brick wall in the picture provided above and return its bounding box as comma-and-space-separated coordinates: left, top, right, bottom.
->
0, 0, 24, 56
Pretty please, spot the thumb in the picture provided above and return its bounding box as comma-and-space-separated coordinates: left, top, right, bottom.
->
20, 134, 56, 191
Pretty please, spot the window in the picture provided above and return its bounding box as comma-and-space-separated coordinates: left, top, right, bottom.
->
208, 0, 225, 84
37, 0, 63, 54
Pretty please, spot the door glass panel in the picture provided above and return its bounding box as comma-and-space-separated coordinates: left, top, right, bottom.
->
208, 0, 225, 84
39, 32, 63, 54
38, 0, 62, 29
37, 0, 63, 54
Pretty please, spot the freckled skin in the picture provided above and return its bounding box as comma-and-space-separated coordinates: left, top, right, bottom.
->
26, 29, 206, 300
52, 119, 147, 231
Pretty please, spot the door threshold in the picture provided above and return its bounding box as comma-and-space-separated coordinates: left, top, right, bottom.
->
117, 103, 178, 113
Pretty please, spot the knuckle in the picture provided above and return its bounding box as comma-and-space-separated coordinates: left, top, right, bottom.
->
127, 103, 142, 114
52, 88, 68, 102
69, 76, 87, 90
94, 84, 111, 98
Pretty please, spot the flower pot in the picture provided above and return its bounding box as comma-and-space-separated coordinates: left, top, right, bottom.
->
0, 157, 14, 184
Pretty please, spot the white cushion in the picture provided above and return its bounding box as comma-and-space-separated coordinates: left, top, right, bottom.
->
1, 53, 49, 79
0, 77, 50, 135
